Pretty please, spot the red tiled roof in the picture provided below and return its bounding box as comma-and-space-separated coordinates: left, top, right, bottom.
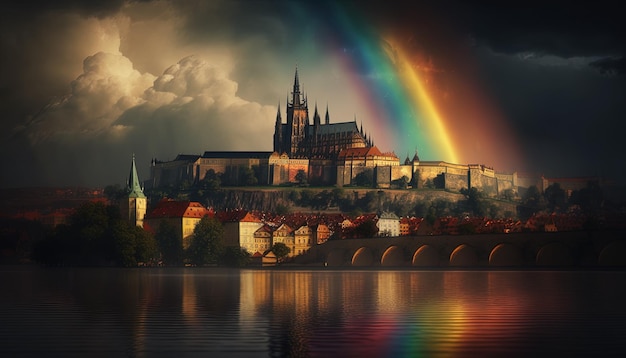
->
147, 198, 211, 219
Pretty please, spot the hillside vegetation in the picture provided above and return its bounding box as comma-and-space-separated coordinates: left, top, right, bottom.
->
152, 186, 518, 220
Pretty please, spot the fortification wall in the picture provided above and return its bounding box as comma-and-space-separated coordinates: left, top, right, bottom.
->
375, 166, 392, 188
443, 173, 468, 192
391, 165, 413, 182
470, 168, 498, 197
495, 172, 517, 195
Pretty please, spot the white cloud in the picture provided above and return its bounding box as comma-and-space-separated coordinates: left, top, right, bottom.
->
18, 45, 275, 186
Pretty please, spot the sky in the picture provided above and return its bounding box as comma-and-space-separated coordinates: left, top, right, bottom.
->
1, 0, 624, 188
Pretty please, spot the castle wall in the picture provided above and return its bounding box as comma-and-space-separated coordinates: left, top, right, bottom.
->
309, 159, 336, 185
469, 165, 498, 197
443, 173, 468, 192
413, 162, 467, 189
391, 165, 413, 182
495, 172, 517, 196
375, 166, 391, 188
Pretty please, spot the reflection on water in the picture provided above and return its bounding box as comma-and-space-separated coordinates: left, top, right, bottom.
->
1, 267, 625, 357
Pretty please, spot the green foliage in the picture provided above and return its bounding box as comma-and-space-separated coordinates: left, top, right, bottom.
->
220, 246, 251, 267
517, 185, 547, 220
155, 220, 183, 266
461, 187, 489, 217
353, 169, 373, 187
502, 188, 516, 201
186, 216, 224, 266
544, 183, 566, 212
111, 221, 158, 267
390, 176, 409, 189
239, 166, 258, 186
295, 169, 308, 186
271, 242, 291, 262
275, 203, 291, 215
354, 219, 378, 238
32, 201, 157, 267
569, 182, 604, 214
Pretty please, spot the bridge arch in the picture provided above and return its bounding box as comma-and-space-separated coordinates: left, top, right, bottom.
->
536, 242, 573, 266
381, 245, 404, 266
598, 241, 626, 267
352, 247, 374, 266
489, 243, 523, 267
412, 245, 439, 267
450, 244, 478, 267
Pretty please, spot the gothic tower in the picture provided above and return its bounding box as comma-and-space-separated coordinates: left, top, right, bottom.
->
273, 102, 283, 153
286, 67, 309, 156
120, 154, 147, 228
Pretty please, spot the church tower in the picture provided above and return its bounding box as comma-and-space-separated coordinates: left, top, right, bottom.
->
286, 67, 309, 156
120, 154, 147, 228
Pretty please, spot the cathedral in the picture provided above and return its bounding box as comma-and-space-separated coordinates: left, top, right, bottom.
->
273, 68, 372, 159
147, 68, 519, 197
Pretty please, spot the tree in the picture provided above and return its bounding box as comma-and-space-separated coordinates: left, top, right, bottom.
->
353, 169, 373, 187
518, 185, 547, 220
111, 221, 158, 267
502, 188, 516, 201
155, 221, 183, 266
354, 219, 378, 238
239, 166, 258, 186
271, 242, 291, 263
544, 183, 566, 212
295, 169, 308, 186
32, 201, 158, 267
390, 176, 409, 189
186, 216, 224, 265
461, 187, 488, 217
275, 203, 291, 215
220, 246, 251, 267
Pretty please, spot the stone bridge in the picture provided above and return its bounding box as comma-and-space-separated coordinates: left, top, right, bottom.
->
296, 230, 626, 268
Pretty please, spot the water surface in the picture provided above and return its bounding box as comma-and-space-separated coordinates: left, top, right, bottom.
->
1, 267, 625, 357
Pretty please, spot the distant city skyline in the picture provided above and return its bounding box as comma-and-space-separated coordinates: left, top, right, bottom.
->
1, 0, 624, 188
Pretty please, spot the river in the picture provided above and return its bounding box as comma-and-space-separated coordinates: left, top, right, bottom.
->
1, 267, 625, 357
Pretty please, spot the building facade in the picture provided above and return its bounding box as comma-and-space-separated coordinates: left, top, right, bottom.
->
144, 199, 212, 249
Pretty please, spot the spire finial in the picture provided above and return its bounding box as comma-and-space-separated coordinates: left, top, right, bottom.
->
294, 66, 300, 93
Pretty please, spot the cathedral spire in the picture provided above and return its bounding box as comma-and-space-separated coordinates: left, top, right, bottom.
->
291, 67, 303, 107
127, 154, 145, 199
294, 66, 300, 93
275, 102, 282, 124
325, 104, 330, 125
313, 102, 320, 126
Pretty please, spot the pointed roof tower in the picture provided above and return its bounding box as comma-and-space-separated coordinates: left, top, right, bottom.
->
325, 104, 330, 125
404, 152, 411, 165
313, 102, 321, 126
412, 148, 420, 162
294, 66, 300, 92
275, 102, 282, 124
127, 154, 146, 198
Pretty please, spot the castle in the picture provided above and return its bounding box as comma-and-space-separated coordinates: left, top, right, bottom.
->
147, 69, 521, 197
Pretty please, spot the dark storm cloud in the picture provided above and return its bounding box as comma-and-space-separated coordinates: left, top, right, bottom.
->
445, 1, 625, 65
1, 0, 624, 187
589, 57, 626, 75
5, 0, 128, 17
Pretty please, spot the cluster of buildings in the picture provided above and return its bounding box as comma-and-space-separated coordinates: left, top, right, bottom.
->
146, 69, 521, 198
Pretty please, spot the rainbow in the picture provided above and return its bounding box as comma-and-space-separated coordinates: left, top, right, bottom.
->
286, 1, 524, 171
320, 2, 459, 163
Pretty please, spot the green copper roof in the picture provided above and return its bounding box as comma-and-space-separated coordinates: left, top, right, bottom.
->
127, 154, 146, 198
